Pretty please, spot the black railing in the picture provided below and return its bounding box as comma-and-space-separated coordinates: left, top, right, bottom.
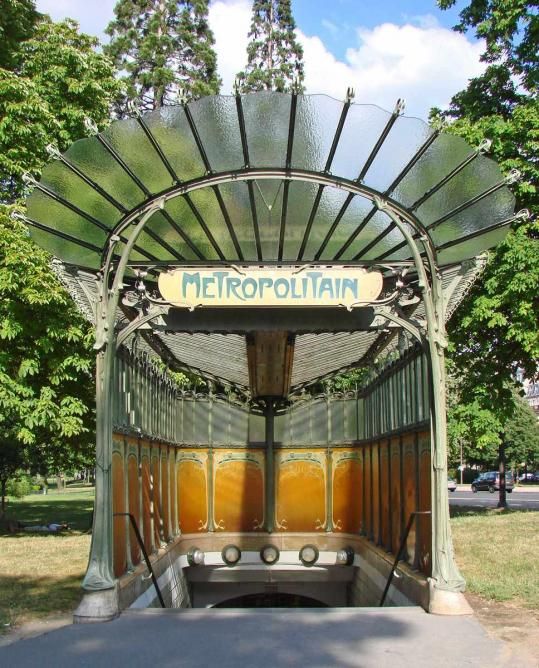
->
379, 510, 432, 607
114, 512, 166, 608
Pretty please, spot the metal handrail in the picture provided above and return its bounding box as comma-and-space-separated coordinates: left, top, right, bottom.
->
114, 512, 166, 608
379, 510, 432, 607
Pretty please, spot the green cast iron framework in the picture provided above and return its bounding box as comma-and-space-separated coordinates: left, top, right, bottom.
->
21, 92, 522, 602
84, 169, 464, 592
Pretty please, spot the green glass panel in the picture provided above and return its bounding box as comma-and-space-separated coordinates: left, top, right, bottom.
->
143, 211, 201, 261
28, 226, 100, 269
338, 210, 389, 260
252, 179, 284, 259
331, 104, 393, 182
437, 227, 509, 266
291, 94, 344, 172
163, 196, 219, 260
282, 180, 321, 259
391, 133, 475, 208
188, 187, 240, 259
301, 185, 352, 260
357, 223, 406, 261
102, 117, 173, 195
134, 229, 176, 261
64, 136, 144, 210
144, 106, 206, 182
364, 115, 435, 193
243, 92, 291, 168
430, 187, 515, 246
188, 95, 243, 172
27, 189, 107, 249
314, 193, 374, 260
217, 181, 258, 260
416, 154, 506, 227
39, 160, 120, 229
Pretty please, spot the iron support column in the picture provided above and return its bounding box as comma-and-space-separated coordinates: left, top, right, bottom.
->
374, 198, 465, 596
265, 399, 275, 533
76, 203, 164, 620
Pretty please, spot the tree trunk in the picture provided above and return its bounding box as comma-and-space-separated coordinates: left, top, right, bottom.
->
1, 478, 6, 516
498, 440, 507, 509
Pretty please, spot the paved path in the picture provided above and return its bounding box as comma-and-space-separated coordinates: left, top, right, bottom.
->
0, 607, 516, 668
450, 488, 539, 510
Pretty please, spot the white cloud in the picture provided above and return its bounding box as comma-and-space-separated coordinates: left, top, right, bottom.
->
208, 1, 485, 118
209, 0, 252, 94
36, 0, 485, 119
37, 0, 116, 40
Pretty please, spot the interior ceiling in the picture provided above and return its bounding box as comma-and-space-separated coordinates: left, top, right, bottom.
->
25, 92, 515, 396
54, 259, 484, 394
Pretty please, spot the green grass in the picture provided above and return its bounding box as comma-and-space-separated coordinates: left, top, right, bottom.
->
0, 489, 94, 631
451, 507, 539, 609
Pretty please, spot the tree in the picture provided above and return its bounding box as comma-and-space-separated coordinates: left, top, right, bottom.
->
0, 18, 123, 202
0, 206, 96, 510
105, 0, 220, 112
0, 0, 40, 71
436, 2, 538, 503
505, 395, 539, 470
237, 0, 305, 93
0, 17, 122, 500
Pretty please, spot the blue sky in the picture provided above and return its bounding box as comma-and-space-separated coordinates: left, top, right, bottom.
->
294, 0, 464, 59
35, 0, 481, 118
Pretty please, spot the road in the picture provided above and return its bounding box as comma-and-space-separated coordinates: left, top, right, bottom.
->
449, 488, 539, 510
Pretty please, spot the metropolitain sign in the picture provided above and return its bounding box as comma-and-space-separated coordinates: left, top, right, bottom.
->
158, 267, 383, 309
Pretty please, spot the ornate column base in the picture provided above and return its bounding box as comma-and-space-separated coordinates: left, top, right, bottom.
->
73, 584, 120, 623
428, 579, 473, 615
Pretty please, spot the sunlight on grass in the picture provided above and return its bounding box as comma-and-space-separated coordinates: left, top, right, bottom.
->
451, 509, 539, 609
0, 489, 94, 630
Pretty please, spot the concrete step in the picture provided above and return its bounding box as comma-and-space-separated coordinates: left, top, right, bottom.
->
0, 606, 511, 668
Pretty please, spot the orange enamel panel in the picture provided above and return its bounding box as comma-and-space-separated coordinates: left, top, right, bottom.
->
141, 456, 152, 552
364, 446, 372, 538
127, 454, 140, 565
151, 457, 162, 545
169, 452, 177, 533
418, 432, 432, 575
178, 453, 208, 533
371, 442, 380, 544
161, 452, 170, 541
112, 451, 127, 577
214, 452, 264, 532
332, 453, 361, 533
390, 437, 402, 554
402, 434, 417, 566
379, 441, 390, 550
275, 452, 326, 532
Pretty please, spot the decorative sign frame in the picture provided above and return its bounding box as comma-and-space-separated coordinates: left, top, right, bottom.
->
158, 266, 383, 309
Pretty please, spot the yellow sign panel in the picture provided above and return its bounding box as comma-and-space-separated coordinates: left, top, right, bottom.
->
158, 267, 383, 309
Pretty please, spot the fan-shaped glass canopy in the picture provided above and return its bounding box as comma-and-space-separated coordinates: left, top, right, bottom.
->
26, 93, 515, 271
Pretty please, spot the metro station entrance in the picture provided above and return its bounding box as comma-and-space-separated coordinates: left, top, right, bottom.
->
23, 91, 517, 621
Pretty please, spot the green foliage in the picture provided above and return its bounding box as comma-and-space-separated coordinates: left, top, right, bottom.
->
505, 395, 539, 468
0, 205, 96, 492
437, 0, 538, 90
436, 1, 539, 462
0, 0, 40, 70
6, 473, 32, 499
238, 0, 305, 93
0, 18, 123, 202
105, 0, 220, 112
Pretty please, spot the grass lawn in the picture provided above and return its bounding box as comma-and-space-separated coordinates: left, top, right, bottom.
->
0, 489, 94, 631
451, 507, 539, 609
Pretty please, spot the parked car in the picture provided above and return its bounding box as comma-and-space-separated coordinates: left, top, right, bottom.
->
518, 472, 539, 484
471, 471, 514, 493
447, 478, 457, 492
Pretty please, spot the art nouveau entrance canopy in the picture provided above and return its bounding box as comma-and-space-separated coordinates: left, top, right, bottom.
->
24, 92, 518, 396
23, 92, 520, 617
